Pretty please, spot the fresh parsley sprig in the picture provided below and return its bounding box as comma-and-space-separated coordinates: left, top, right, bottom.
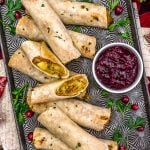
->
108, 17, 132, 42
127, 117, 146, 130
119, 30, 132, 43
113, 116, 146, 148
101, 90, 109, 97
107, 98, 131, 118
112, 127, 123, 143
12, 83, 29, 125
0, 0, 22, 35
6, 0, 22, 23
108, 0, 120, 11
108, 17, 130, 32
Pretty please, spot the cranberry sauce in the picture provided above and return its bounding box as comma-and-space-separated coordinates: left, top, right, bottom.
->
95, 46, 138, 89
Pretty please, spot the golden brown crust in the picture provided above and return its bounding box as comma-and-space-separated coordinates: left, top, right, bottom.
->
106, 10, 113, 27
21, 40, 70, 79
40, 42, 62, 65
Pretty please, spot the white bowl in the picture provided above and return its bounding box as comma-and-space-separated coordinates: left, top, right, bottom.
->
92, 43, 143, 94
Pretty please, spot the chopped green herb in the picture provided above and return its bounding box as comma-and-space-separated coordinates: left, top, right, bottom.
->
80, 0, 93, 3
54, 35, 63, 39
76, 142, 81, 149
41, 4, 45, 7
72, 25, 81, 33
47, 27, 50, 33
12, 83, 29, 125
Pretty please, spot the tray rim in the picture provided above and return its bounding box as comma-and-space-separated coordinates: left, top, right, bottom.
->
0, 0, 150, 149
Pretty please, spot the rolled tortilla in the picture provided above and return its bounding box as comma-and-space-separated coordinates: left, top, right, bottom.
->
47, 0, 112, 28
69, 30, 96, 59
38, 106, 118, 150
30, 74, 89, 104
27, 97, 111, 131
21, 40, 69, 79
22, 0, 81, 64
8, 49, 57, 83
16, 16, 96, 59
33, 128, 72, 150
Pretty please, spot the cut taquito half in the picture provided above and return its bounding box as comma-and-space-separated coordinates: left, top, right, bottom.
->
33, 128, 72, 150
8, 48, 57, 83
22, 0, 81, 64
21, 40, 69, 79
27, 97, 111, 131
47, 0, 113, 28
29, 74, 89, 104
16, 16, 96, 59
38, 106, 118, 150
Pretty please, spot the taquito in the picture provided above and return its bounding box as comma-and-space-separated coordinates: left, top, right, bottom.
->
21, 40, 69, 79
27, 97, 111, 131
33, 128, 72, 150
47, 0, 112, 28
30, 74, 89, 104
16, 16, 96, 59
8, 49, 57, 83
38, 106, 118, 150
21, 0, 81, 64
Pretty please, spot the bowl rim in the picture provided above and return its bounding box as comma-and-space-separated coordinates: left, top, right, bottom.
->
92, 42, 144, 94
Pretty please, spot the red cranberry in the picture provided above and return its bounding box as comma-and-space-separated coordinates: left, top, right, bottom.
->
0, 0, 5, 5
15, 11, 22, 19
131, 104, 139, 110
137, 126, 145, 132
119, 146, 126, 150
115, 5, 123, 15
28, 132, 33, 141
25, 110, 34, 118
121, 95, 129, 104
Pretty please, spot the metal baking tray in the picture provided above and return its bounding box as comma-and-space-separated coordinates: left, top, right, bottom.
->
0, 0, 150, 149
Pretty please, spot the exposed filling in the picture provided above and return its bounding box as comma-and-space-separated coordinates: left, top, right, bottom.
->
56, 76, 87, 96
33, 56, 66, 77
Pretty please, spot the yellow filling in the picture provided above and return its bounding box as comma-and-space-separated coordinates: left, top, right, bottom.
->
33, 57, 65, 77
56, 76, 87, 96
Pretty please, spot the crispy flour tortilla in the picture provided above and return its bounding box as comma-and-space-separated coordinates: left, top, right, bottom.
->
16, 16, 96, 59
21, 40, 69, 79
27, 97, 111, 131
47, 0, 112, 28
8, 49, 57, 83
38, 106, 118, 150
22, 0, 81, 64
30, 74, 89, 104
33, 128, 72, 150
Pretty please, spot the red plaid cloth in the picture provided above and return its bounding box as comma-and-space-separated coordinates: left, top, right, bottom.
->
133, 0, 150, 27
0, 52, 2, 60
